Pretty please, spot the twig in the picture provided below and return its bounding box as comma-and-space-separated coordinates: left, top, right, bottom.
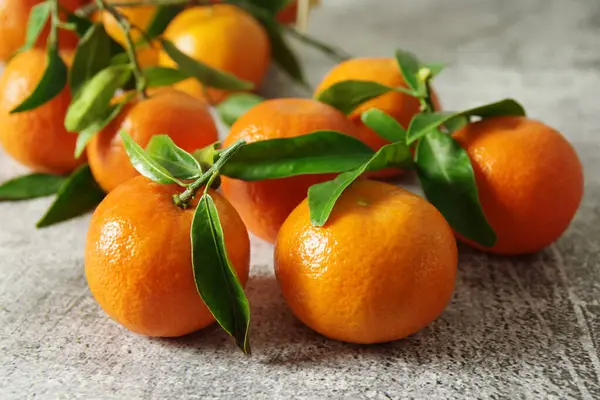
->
285, 26, 352, 62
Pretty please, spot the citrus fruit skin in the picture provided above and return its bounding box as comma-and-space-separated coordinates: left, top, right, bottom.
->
85, 176, 250, 337
315, 57, 441, 152
0, 0, 84, 61
0, 48, 84, 174
221, 98, 361, 244
87, 89, 218, 193
103, 0, 158, 67
159, 4, 270, 103
453, 116, 584, 254
275, 180, 458, 344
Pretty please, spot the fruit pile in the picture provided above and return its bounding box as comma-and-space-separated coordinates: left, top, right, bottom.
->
0, 0, 584, 354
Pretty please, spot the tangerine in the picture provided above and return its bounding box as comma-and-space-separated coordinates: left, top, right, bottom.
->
85, 176, 250, 337
221, 98, 361, 243
275, 180, 457, 344
453, 116, 584, 254
87, 88, 218, 193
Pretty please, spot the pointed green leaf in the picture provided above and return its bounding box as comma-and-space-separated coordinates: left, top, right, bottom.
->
145, 5, 183, 38
425, 62, 446, 77
191, 193, 251, 354
36, 164, 105, 228
316, 80, 394, 115
221, 130, 375, 181
216, 93, 264, 126
145, 135, 202, 180
395, 49, 422, 93
144, 66, 189, 88
120, 131, 185, 186
65, 65, 132, 133
308, 141, 413, 226
20, 2, 51, 52
406, 99, 527, 144
74, 92, 134, 158
415, 130, 496, 247
10, 42, 68, 113
0, 174, 66, 201
360, 108, 407, 143
444, 115, 469, 134
161, 39, 254, 91
69, 23, 113, 96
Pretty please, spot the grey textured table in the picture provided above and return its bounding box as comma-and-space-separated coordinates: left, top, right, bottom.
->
1, 0, 599, 398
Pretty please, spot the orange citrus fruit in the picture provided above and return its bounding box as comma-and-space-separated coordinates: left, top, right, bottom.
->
159, 4, 270, 103
102, 0, 158, 68
315, 57, 441, 152
453, 116, 583, 254
275, 180, 458, 344
87, 88, 219, 193
85, 176, 250, 337
221, 98, 361, 244
0, 0, 85, 61
0, 48, 84, 174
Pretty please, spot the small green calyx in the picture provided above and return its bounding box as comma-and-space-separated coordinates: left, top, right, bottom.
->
417, 67, 432, 84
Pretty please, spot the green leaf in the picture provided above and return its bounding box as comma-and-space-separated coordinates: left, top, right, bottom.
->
161, 39, 254, 91
70, 23, 113, 96
444, 115, 469, 134
65, 65, 133, 133
406, 99, 527, 144
216, 93, 264, 126
425, 62, 446, 77
315, 80, 394, 115
360, 108, 406, 143
191, 193, 251, 354
145, 5, 183, 38
308, 141, 413, 226
145, 135, 202, 180
248, 0, 292, 14
36, 164, 105, 228
74, 92, 134, 158
395, 49, 422, 93
20, 2, 51, 52
66, 12, 125, 56
415, 130, 496, 247
120, 131, 185, 186
144, 66, 189, 88
221, 130, 375, 181
0, 174, 66, 201
10, 43, 68, 113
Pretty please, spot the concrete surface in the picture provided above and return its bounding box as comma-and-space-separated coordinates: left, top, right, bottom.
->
1, 0, 600, 398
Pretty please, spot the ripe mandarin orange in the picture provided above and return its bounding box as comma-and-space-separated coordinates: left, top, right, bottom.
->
87, 88, 218, 193
315, 57, 441, 152
453, 116, 583, 254
102, 0, 158, 67
275, 180, 457, 344
0, 0, 85, 61
221, 98, 362, 244
85, 176, 250, 337
0, 48, 84, 174
159, 4, 270, 103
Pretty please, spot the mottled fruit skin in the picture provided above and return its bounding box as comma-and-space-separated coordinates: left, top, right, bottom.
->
221, 98, 361, 244
0, 0, 84, 61
453, 116, 584, 254
85, 176, 250, 337
159, 5, 270, 103
87, 89, 218, 193
275, 180, 458, 344
0, 49, 84, 174
315, 57, 440, 178
103, 0, 158, 67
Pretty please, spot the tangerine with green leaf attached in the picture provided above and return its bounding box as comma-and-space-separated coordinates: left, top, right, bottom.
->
159, 4, 270, 103
275, 180, 457, 344
0, 48, 84, 174
221, 98, 362, 243
453, 116, 583, 254
87, 88, 218, 193
85, 176, 250, 337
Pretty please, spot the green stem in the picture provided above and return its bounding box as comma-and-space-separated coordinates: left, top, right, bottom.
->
285, 26, 352, 62
95, 0, 148, 99
173, 140, 246, 208
417, 67, 435, 113
49, 0, 60, 44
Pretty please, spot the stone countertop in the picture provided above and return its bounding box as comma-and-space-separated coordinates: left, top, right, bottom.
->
1, 0, 599, 398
